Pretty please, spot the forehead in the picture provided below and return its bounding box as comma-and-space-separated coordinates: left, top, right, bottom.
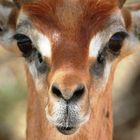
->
22, 0, 118, 36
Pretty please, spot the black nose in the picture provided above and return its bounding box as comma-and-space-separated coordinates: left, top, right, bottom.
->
51, 84, 85, 101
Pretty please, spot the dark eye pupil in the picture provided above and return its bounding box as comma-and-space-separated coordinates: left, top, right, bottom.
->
109, 32, 127, 52
14, 34, 33, 55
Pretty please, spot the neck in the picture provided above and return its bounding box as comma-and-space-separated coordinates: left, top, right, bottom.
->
26, 70, 113, 140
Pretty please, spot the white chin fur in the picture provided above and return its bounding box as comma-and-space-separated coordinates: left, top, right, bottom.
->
45, 101, 90, 128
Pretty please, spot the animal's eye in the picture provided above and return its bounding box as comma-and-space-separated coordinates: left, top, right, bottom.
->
108, 32, 128, 53
14, 34, 33, 56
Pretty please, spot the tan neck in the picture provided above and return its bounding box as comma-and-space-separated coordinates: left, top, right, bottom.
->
26, 70, 113, 140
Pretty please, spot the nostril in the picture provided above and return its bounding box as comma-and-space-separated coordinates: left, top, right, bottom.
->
71, 85, 85, 101
51, 84, 85, 101
52, 85, 62, 98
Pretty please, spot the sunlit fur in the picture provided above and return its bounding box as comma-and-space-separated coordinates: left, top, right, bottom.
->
21, 0, 120, 140
0, 0, 140, 140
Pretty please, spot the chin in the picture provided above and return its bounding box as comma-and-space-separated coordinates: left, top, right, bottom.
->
45, 100, 91, 135
56, 126, 78, 135
46, 112, 90, 135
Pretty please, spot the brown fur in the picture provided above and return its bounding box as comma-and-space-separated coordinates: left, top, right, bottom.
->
26, 65, 114, 140
1, 0, 136, 140
23, 0, 117, 36
21, 1, 120, 140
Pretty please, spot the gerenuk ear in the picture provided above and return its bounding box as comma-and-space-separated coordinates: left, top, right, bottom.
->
0, 1, 36, 55
118, 0, 126, 8
118, 3, 140, 59
0, 2, 22, 55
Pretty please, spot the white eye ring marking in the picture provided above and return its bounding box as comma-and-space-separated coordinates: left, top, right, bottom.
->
89, 33, 102, 58
37, 33, 52, 57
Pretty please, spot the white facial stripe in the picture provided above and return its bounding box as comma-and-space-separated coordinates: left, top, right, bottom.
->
28, 62, 38, 78
89, 33, 102, 57
28, 61, 45, 90
37, 33, 52, 57
104, 62, 112, 82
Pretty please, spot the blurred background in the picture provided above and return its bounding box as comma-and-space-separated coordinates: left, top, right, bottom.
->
0, 0, 140, 140
0, 48, 27, 140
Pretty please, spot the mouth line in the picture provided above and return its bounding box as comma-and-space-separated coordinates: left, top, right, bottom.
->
56, 126, 78, 135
